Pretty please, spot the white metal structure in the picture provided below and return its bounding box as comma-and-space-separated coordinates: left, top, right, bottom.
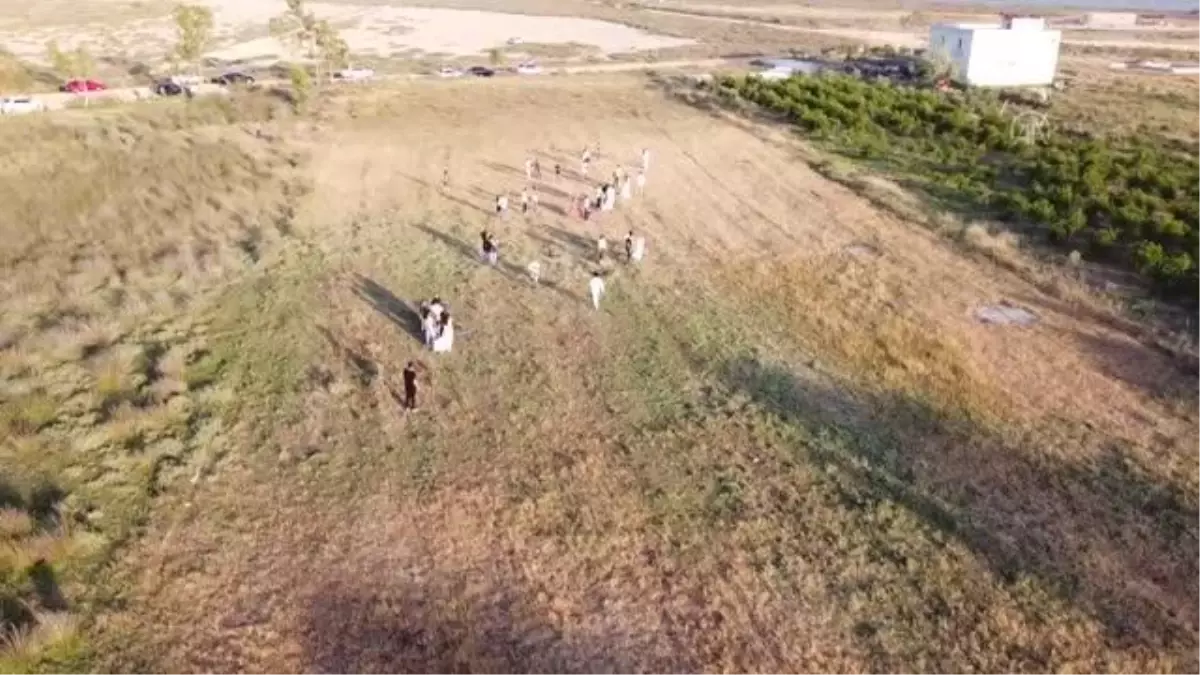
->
928, 17, 1062, 87
0, 97, 46, 115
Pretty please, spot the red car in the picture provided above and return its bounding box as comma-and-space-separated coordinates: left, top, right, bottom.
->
60, 79, 106, 93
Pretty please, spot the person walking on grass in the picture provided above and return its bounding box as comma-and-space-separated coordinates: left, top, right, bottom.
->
620, 173, 632, 202
525, 157, 534, 182
521, 188, 531, 215
636, 169, 646, 195
589, 271, 606, 310
441, 167, 450, 190
624, 230, 634, 262
555, 163, 562, 181
641, 147, 651, 173
527, 260, 541, 286
481, 230, 499, 266
597, 234, 608, 261
532, 157, 542, 180
495, 193, 509, 219
402, 361, 420, 411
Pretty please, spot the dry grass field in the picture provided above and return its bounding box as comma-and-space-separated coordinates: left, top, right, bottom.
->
0, 70, 1196, 672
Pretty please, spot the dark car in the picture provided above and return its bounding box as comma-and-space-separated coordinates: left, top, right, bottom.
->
153, 81, 187, 97
467, 66, 495, 77
210, 71, 255, 86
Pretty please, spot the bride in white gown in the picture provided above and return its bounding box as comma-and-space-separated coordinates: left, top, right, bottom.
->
432, 312, 454, 353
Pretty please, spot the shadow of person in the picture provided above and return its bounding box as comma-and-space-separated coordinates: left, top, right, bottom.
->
414, 224, 529, 281
351, 274, 425, 344
301, 577, 685, 673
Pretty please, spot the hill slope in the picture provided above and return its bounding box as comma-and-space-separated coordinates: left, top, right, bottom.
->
2, 76, 1196, 672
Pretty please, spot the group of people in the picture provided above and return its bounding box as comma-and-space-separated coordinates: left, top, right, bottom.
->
403, 145, 655, 411
576, 149, 648, 221
419, 297, 454, 354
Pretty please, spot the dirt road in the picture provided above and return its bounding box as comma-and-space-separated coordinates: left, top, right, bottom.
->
13, 58, 733, 112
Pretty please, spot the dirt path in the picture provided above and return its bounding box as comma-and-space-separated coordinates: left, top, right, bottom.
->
15, 58, 731, 111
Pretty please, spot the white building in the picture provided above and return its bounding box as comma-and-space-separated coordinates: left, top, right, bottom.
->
928, 16, 1062, 88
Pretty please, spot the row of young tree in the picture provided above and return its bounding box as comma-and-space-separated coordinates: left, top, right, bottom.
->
43, 0, 349, 84
719, 73, 1200, 304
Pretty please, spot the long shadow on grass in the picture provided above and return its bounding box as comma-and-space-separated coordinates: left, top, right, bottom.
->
352, 274, 424, 345
717, 356, 1199, 656
415, 224, 582, 303
302, 581, 678, 673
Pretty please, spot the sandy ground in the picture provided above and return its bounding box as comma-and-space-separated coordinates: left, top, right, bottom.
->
646, 2, 1200, 52
0, 0, 692, 66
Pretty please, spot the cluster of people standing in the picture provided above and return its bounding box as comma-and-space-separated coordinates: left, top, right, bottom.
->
404, 144, 654, 412
419, 297, 454, 354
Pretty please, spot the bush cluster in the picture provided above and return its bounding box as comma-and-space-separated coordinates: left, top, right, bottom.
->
719, 73, 1199, 303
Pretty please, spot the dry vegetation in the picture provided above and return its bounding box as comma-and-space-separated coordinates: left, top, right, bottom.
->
0, 69, 1196, 673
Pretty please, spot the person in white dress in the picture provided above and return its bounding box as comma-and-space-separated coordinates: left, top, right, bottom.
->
421, 306, 439, 348
527, 260, 541, 286
641, 148, 650, 173
636, 170, 646, 194
602, 184, 616, 211
432, 311, 454, 353
596, 234, 608, 261
631, 236, 646, 263
588, 272, 606, 310
620, 175, 632, 201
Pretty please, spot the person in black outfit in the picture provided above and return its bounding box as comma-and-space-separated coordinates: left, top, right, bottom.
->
624, 230, 634, 261
402, 361, 419, 411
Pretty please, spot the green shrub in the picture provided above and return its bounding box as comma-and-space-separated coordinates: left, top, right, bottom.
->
726, 72, 1199, 305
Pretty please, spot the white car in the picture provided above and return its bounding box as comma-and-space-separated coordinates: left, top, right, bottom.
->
169, 74, 203, 87
0, 97, 46, 115
334, 67, 375, 82
437, 66, 463, 78
516, 61, 543, 75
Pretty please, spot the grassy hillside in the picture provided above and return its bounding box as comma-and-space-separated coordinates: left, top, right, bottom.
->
1, 76, 1196, 672
0, 91, 305, 671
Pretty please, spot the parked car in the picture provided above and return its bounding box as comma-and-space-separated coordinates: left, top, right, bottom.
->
60, 79, 106, 93
437, 66, 463, 78
334, 67, 375, 82
153, 80, 188, 97
515, 61, 543, 75
210, 71, 255, 86
0, 96, 46, 115
467, 66, 495, 78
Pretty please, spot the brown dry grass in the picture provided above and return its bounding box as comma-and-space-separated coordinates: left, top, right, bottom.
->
2, 75, 1196, 671
1055, 56, 1200, 141
0, 89, 310, 670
